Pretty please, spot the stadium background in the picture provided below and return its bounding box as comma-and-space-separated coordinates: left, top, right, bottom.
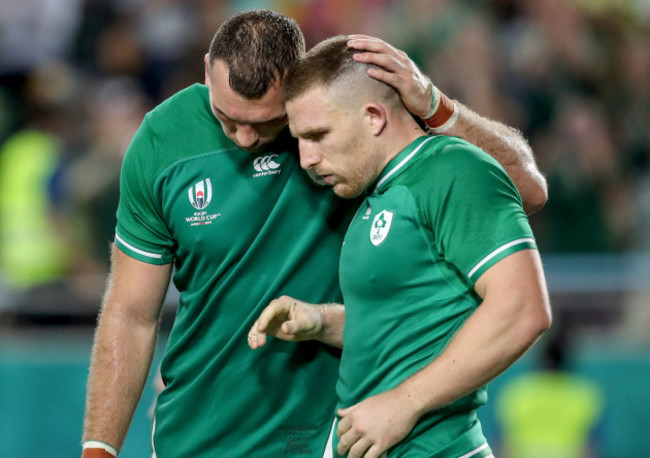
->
0, 0, 649, 456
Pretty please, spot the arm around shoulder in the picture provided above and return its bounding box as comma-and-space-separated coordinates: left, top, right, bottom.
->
343, 35, 547, 213
442, 103, 548, 214
82, 245, 172, 454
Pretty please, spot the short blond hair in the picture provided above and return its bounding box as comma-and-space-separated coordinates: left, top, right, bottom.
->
283, 35, 399, 108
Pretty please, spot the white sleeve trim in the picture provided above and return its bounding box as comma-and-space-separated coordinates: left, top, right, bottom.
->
115, 233, 163, 259
467, 238, 535, 279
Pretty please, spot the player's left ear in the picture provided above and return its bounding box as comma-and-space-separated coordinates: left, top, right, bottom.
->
364, 103, 387, 136
204, 54, 211, 87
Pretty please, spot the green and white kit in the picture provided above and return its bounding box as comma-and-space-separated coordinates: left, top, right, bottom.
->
336, 135, 537, 457
115, 84, 352, 457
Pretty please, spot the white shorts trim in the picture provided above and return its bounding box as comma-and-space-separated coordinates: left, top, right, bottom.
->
322, 419, 336, 458
151, 415, 157, 458
323, 417, 388, 458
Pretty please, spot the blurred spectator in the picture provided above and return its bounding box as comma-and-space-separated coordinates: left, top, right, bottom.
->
64, 77, 151, 269
531, 95, 635, 252
0, 0, 84, 142
0, 108, 69, 291
0, 62, 91, 313
135, 0, 201, 99
0, 0, 83, 75
496, 332, 605, 458
613, 33, 650, 175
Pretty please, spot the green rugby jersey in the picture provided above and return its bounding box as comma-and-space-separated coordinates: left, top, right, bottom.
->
336, 135, 536, 458
115, 84, 352, 457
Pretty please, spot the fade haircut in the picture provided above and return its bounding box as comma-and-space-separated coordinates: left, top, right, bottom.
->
283, 35, 399, 107
208, 9, 306, 99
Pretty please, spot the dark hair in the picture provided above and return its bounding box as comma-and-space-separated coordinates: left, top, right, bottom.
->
208, 9, 305, 99
283, 35, 398, 106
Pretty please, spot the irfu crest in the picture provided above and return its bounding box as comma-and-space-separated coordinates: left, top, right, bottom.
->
370, 210, 394, 246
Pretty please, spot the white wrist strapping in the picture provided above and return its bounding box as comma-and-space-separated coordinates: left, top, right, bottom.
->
428, 102, 459, 134
82, 440, 119, 457
423, 81, 441, 120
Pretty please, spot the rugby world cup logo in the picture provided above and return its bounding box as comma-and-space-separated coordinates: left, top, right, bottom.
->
188, 178, 212, 210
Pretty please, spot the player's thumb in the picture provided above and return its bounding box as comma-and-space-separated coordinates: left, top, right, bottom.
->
282, 320, 298, 335
282, 316, 312, 336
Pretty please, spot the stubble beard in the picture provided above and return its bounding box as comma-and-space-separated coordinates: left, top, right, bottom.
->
332, 141, 380, 199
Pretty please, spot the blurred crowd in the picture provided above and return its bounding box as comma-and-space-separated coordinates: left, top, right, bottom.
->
0, 0, 649, 314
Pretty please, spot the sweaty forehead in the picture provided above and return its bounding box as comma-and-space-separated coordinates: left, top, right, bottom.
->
209, 60, 286, 124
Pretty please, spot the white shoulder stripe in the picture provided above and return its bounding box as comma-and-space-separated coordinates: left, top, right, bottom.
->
374, 136, 435, 191
458, 442, 489, 458
468, 238, 535, 279
115, 233, 163, 259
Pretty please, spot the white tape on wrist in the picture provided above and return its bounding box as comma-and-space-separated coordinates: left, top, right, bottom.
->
83, 440, 119, 456
423, 81, 441, 120
428, 102, 460, 134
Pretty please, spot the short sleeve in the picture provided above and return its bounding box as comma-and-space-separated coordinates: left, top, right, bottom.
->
417, 141, 536, 284
115, 116, 175, 265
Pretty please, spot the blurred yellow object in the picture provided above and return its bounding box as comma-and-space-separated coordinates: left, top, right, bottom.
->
0, 130, 69, 288
497, 370, 604, 458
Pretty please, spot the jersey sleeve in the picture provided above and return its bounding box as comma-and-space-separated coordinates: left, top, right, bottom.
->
417, 140, 536, 284
115, 115, 175, 265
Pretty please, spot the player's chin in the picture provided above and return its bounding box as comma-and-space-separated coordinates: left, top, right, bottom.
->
241, 144, 266, 154
241, 138, 275, 153
333, 183, 362, 199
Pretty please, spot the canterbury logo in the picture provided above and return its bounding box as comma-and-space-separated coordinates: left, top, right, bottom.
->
188, 178, 212, 210
253, 154, 281, 172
